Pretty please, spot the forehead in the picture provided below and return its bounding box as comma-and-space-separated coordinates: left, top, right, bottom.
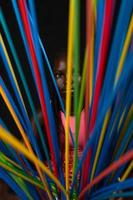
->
58, 60, 66, 71
54, 55, 67, 71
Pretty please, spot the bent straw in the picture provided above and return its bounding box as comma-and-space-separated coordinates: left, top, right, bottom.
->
0, 87, 53, 200
65, 0, 74, 196
0, 126, 66, 196
79, 150, 133, 199
18, 0, 58, 176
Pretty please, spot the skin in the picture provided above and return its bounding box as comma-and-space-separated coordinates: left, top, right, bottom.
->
54, 53, 67, 101
0, 180, 19, 200
54, 52, 81, 115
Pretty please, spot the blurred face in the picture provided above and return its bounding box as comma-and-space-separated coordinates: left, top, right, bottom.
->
0, 181, 19, 200
54, 53, 82, 109
54, 54, 67, 100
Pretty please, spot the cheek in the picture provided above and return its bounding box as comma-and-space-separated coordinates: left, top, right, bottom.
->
57, 78, 65, 89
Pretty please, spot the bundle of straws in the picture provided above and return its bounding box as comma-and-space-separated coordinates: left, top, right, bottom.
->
0, 0, 133, 199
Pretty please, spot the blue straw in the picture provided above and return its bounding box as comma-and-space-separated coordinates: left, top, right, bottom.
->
28, 0, 65, 188
28, 11, 74, 147
91, 178, 133, 199
92, 179, 133, 200
99, 0, 133, 110
0, 9, 51, 170
0, 168, 28, 200
0, 76, 43, 163
70, 54, 133, 193
10, 2, 38, 89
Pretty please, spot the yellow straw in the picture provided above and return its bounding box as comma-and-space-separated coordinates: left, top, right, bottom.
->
0, 152, 43, 190
117, 109, 126, 131
0, 87, 32, 150
2, 153, 22, 169
0, 86, 53, 199
117, 161, 133, 200
114, 15, 133, 85
107, 105, 133, 182
0, 126, 67, 195
113, 105, 133, 158
0, 35, 27, 113
65, 0, 74, 197
85, 0, 95, 129
90, 109, 111, 180
120, 161, 133, 181
89, 6, 95, 106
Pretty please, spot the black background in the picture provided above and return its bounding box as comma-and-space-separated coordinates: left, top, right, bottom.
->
1, 0, 85, 137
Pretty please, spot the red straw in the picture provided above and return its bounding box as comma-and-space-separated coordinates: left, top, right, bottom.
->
89, 0, 114, 132
79, 150, 133, 199
18, 0, 58, 176
81, 0, 92, 194
85, 0, 91, 130
81, 0, 115, 194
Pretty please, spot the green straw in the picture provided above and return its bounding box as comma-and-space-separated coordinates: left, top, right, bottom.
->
73, 48, 88, 177
10, 173, 33, 200
73, 0, 80, 176
0, 152, 44, 190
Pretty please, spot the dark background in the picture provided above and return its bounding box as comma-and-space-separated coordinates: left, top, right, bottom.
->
1, 0, 85, 63
1, 0, 85, 137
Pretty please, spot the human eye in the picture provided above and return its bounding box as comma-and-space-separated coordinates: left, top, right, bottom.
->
55, 71, 63, 79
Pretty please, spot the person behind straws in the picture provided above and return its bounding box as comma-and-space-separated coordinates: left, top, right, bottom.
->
0, 180, 19, 200
53, 51, 86, 180
32, 51, 86, 184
